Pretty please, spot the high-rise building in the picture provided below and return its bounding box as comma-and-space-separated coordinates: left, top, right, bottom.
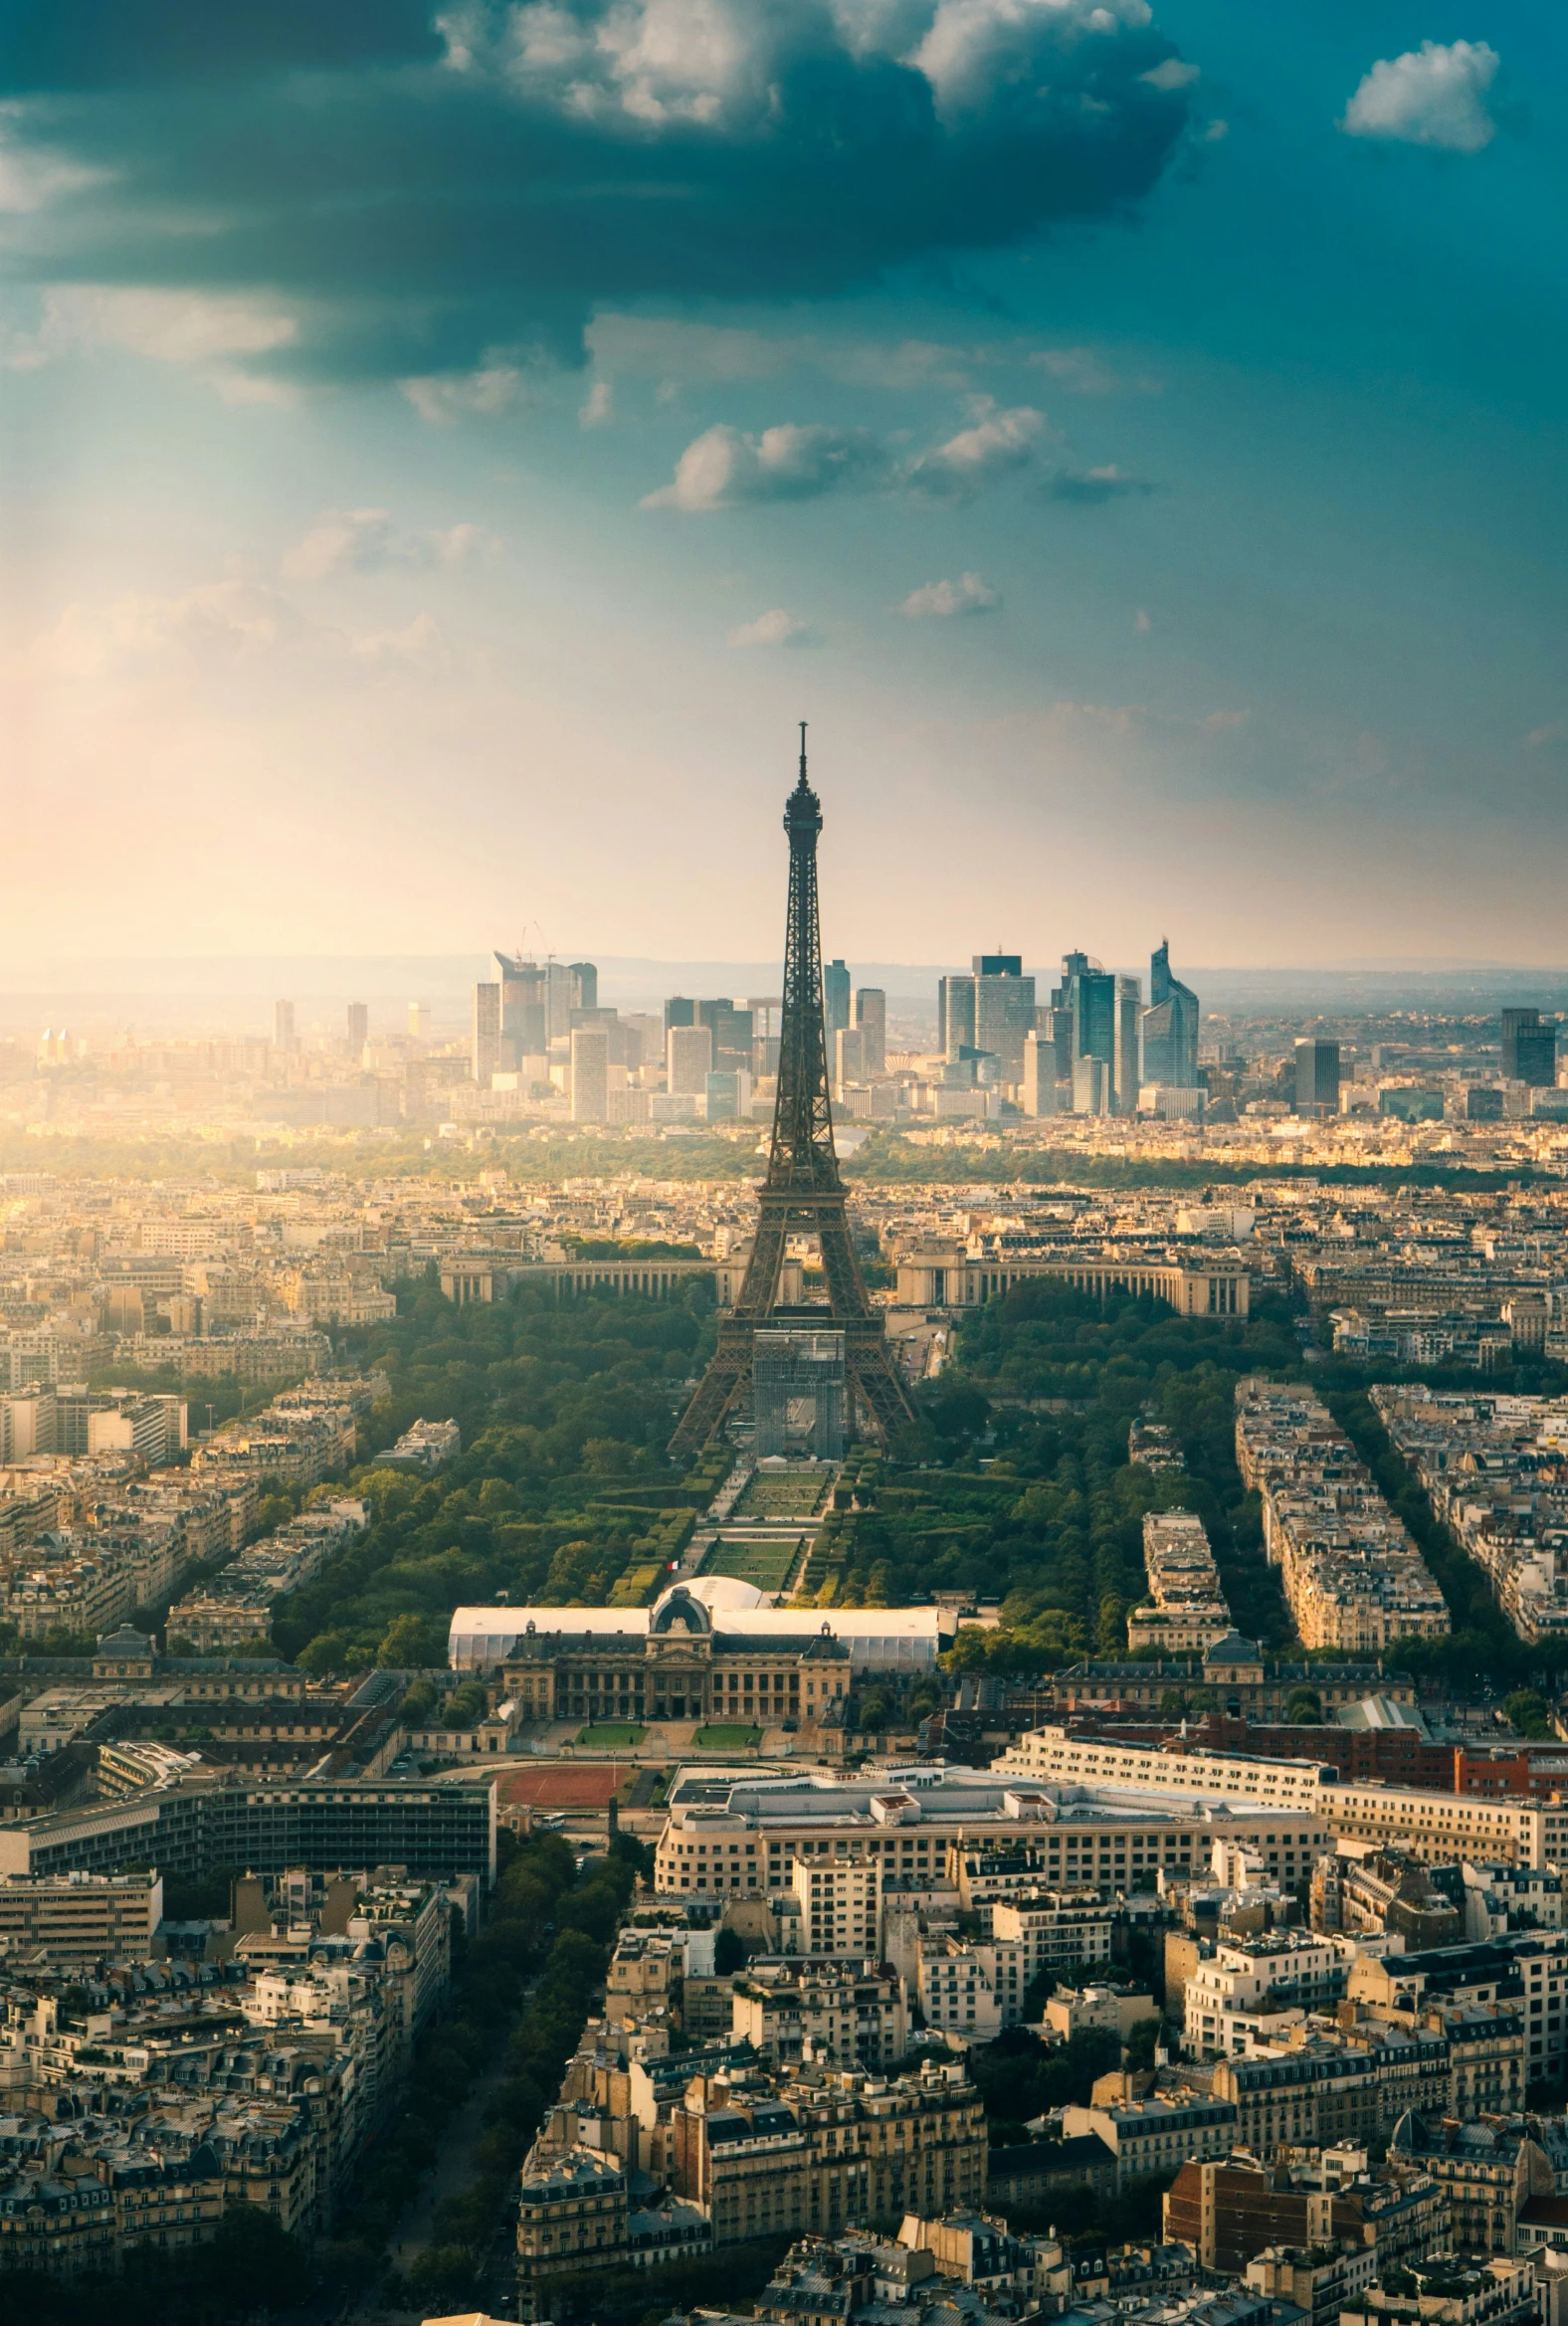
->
274, 1000, 295, 1053
824, 959, 851, 1041
473, 982, 500, 1085
697, 998, 754, 1076
346, 1002, 368, 1054
497, 954, 548, 1057
835, 1027, 866, 1088
1056, 954, 1113, 1073
972, 955, 1035, 1086
1140, 941, 1200, 1090
408, 1001, 431, 1043
570, 1026, 610, 1123
1502, 1008, 1557, 1087
1114, 976, 1142, 1114
665, 994, 695, 1032
938, 973, 976, 1063
1023, 1032, 1057, 1118
667, 1024, 713, 1096
1072, 1056, 1109, 1117
1043, 1005, 1074, 1083
569, 961, 598, 1013
704, 1069, 752, 1122
855, 989, 886, 1077
1294, 1039, 1341, 1114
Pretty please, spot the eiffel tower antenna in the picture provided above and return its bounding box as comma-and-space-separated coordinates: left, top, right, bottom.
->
670, 730, 916, 1455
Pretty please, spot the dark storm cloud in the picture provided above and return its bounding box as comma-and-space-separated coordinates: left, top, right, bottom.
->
0, 0, 443, 89
0, 0, 1193, 385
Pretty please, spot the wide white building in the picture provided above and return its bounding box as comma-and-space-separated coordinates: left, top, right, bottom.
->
447, 1584, 945, 1673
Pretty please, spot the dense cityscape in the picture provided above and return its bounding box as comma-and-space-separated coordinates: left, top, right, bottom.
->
5, 4, 1562, 2326
7, 741, 1568, 2326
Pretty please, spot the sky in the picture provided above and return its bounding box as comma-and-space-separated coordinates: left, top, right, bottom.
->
1, 1, 1565, 977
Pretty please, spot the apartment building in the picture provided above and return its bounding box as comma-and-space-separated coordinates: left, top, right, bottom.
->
1184, 1933, 1348, 2056
0, 1869, 163, 1964
1127, 1511, 1234, 1653
1234, 1379, 1450, 1651
1061, 2091, 1237, 2189
1374, 1385, 1568, 1646
729, 1960, 907, 2069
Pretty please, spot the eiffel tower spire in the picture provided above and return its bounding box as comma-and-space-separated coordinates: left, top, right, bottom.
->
670, 730, 916, 1455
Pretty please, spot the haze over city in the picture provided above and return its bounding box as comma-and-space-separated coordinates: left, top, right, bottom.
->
8, 14, 1568, 2326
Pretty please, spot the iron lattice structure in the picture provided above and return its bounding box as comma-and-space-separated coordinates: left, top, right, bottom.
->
671, 730, 917, 1455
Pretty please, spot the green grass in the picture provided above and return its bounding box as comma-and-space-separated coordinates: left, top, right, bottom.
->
703, 1537, 801, 1592
692, 1723, 763, 1749
575, 1722, 647, 1747
732, 1473, 834, 1519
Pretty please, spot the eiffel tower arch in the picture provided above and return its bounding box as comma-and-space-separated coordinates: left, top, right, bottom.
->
671, 728, 917, 1457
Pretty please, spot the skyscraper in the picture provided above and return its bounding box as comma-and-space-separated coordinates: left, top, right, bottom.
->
1140, 941, 1200, 1090
1023, 1031, 1057, 1118
938, 973, 976, 1063
1072, 1056, 1110, 1116
835, 1027, 866, 1088
1502, 1008, 1557, 1087
1294, 1039, 1340, 1114
855, 988, 886, 1077
824, 959, 851, 1041
1114, 976, 1142, 1114
274, 1000, 295, 1053
667, 1024, 713, 1095
569, 1026, 609, 1122
972, 954, 1035, 1086
346, 1002, 368, 1054
1058, 955, 1114, 1073
473, 982, 500, 1085
497, 954, 549, 1056
697, 998, 754, 1076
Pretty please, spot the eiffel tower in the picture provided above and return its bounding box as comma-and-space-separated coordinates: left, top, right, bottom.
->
671, 727, 917, 1455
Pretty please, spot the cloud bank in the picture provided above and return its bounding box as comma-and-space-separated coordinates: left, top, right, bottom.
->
0, 0, 1194, 388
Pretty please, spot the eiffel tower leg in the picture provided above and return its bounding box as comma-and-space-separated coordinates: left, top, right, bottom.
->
733, 1203, 790, 1314
670, 1360, 747, 1457
849, 1352, 917, 1443
671, 1321, 758, 1455
815, 1198, 866, 1317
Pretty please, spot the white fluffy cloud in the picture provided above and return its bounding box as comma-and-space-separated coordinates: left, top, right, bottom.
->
725, 608, 822, 649
283, 509, 484, 581
1341, 39, 1500, 153
905, 401, 1049, 498
899, 571, 1001, 618
642, 422, 888, 509
912, 0, 1158, 124
645, 401, 1054, 510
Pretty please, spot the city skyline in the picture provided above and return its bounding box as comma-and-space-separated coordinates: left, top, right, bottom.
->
2, 5, 1564, 963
